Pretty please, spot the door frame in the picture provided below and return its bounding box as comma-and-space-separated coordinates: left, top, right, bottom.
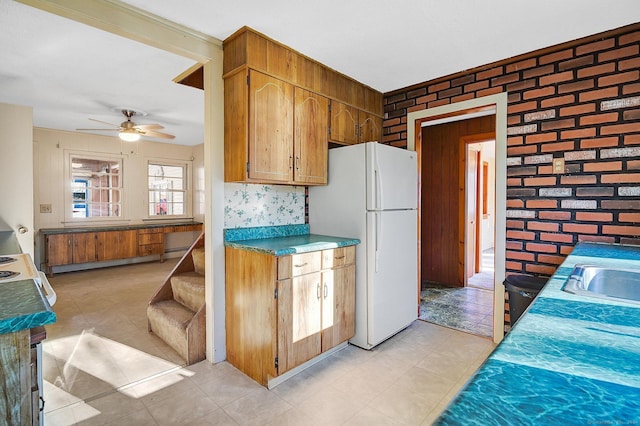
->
407, 92, 507, 343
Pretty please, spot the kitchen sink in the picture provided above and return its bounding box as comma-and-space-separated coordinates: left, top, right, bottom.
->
562, 265, 640, 304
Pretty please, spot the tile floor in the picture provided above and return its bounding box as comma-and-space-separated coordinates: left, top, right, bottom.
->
43, 260, 496, 425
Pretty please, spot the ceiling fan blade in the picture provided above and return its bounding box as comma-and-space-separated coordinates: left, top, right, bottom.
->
144, 130, 175, 139
135, 124, 164, 130
88, 118, 121, 127
76, 128, 119, 131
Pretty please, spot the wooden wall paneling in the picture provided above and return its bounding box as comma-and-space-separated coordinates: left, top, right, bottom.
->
266, 37, 297, 83
222, 28, 247, 75
245, 31, 267, 72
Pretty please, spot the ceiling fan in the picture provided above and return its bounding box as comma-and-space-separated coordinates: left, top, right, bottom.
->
77, 109, 175, 142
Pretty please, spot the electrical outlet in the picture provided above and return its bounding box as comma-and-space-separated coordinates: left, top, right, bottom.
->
553, 158, 565, 174
40, 204, 52, 213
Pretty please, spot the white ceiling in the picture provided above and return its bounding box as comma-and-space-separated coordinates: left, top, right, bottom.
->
1, 0, 639, 146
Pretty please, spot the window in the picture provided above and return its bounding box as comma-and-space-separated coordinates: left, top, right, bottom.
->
70, 156, 122, 218
148, 162, 187, 217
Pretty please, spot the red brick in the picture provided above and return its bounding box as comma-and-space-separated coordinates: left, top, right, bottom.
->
492, 73, 519, 86
428, 81, 450, 93
526, 242, 558, 253
599, 71, 640, 88
541, 232, 574, 243
464, 80, 489, 93
523, 65, 555, 79
538, 165, 553, 174
599, 45, 640, 62
507, 58, 537, 73
601, 173, 640, 183
542, 141, 575, 152
602, 200, 640, 209
624, 110, 640, 121
619, 57, 640, 72
524, 177, 557, 186
560, 246, 574, 255
451, 74, 475, 87
579, 87, 619, 102
576, 39, 615, 55
476, 67, 503, 81
576, 212, 614, 222
506, 241, 523, 250
558, 56, 595, 71
578, 235, 616, 243
526, 200, 557, 208
528, 221, 559, 232
509, 101, 538, 114
527, 133, 558, 144
477, 87, 504, 97
507, 230, 536, 240
602, 225, 640, 236
540, 49, 574, 65
507, 79, 537, 92
508, 145, 538, 156
452, 93, 476, 103
525, 264, 557, 276
620, 31, 640, 45
577, 63, 617, 78
428, 99, 451, 108
580, 137, 619, 149
540, 118, 575, 131
561, 175, 597, 184
560, 103, 596, 117
619, 213, 640, 223
506, 261, 523, 271
537, 254, 566, 265
625, 135, 640, 145
507, 199, 524, 208
416, 93, 437, 104
508, 116, 522, 126
561, 128, 597, 140
586, 113, 622, 127
507, 219, 525, 229
524, 87, 556, 100
558, 79, 595, 94
539, 211, 571, 221
541, 95, 575, 108
621, 238, 640, 246
506, 250, 535, 261
601, 122, 640, 136
623, 83, 640, 95
507, 177, 522, 186
583, 161, 622, 172
508, 136, 524, 146
540, 71, 574, 86
563, 223, 598, 234
383, 117, 401, 127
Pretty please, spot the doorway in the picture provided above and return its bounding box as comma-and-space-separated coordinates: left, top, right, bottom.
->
407, 93, 507, 344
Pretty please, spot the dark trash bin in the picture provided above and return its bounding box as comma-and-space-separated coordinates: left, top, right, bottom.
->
504, 275, 547, 326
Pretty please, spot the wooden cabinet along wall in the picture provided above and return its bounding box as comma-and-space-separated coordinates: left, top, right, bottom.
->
42, 223, 202, 274
225, 245, 356, 387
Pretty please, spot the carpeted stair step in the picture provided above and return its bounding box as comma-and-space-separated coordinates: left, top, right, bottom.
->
147, 300, 194, 361
192, 247, 205, 275
171, 272, 205, 312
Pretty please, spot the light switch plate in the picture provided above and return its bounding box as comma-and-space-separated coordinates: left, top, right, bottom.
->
553, 158, 565, 174
40, 204, 52, 213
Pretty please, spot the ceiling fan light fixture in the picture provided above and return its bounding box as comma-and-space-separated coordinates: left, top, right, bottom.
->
119, 131, 140, 142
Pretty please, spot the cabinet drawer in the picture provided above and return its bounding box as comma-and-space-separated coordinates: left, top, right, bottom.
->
138, 244, 164, 256
278, 251, 322, 280
138, 228, 163, 235
322, 246, 355, 269
139, 233, 163, 245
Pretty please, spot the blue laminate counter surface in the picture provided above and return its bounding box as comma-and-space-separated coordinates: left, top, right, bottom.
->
0, 232, 56, 334
436, 242, 640, 425
224, 224, 359, 256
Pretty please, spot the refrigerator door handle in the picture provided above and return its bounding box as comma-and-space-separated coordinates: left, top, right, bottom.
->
375, 212, 381, 272
375, 159, 382, 210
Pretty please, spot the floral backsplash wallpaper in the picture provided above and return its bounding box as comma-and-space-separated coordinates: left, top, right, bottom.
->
224, 183, 305, 229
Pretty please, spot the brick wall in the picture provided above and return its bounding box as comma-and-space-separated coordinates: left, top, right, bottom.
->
384, 24, 640, 279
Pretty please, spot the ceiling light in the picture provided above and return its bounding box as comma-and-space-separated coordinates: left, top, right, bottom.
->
119, 131, 140, 142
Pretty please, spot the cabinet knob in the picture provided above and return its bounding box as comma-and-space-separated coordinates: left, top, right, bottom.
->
17, 225, 28, 234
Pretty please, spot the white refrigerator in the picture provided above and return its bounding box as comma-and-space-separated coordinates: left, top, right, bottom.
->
309, 141, 418, 349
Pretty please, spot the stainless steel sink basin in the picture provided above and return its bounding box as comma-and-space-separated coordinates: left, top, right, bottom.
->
562, 265, 640, 304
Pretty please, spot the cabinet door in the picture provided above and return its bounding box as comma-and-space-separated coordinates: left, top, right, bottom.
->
248, 70, 294, 182
277, 273, 322, 374
321, 264, 356, 351
99, 230, 138, 260
46, 234, 73, 267
329, 101, 358, 145
73, 233, 98, 264
118, 230, 138, 258
359, 111, 382, 143
294, 88, 328, 185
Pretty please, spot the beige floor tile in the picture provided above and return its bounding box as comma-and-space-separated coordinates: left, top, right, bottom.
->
343, 405, 404, 425
221, 387, 292, 425
191, 362, 263, 407
296, 385, 366, 425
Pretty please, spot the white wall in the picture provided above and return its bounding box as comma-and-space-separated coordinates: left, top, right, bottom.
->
192, 143, 205, 224
34, 128, 201, 265
482, 154, 496, 251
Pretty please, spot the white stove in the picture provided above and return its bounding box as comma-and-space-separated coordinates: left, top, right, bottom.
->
0, 253, 56, 305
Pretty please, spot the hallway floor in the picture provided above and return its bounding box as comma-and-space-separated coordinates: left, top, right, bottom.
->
43, 260, 495, 425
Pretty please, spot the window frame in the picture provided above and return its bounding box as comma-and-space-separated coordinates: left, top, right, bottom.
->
146, 159, 191, 219
65, 152, 124, 222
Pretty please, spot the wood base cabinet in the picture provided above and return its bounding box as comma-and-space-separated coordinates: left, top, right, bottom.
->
226, 245, 355, 386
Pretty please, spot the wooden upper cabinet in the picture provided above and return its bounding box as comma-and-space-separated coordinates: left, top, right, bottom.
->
249, 70, 294, 183
329, 101, 359, 145
294, 88, 328, 185
359, 110, 383, 144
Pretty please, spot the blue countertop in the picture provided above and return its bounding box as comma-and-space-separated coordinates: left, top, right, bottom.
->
224, 224, 360, 256
0, 231, 56, 335
436, 242, 640, 425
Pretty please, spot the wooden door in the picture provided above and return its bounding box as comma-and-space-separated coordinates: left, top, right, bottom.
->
46, 234, 73, 267
321, 264, 355, 351
329, 100, 358, 145
294, 87, 328, 185
248, 70, 293, 182
359, 111, 382, 143
73, 233, 98, 263
277, 273, 322, 374
465, 148, 480, 279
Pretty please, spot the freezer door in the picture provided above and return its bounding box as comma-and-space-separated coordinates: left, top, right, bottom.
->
366, 209, 418, 346
366, 142, 418, 211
